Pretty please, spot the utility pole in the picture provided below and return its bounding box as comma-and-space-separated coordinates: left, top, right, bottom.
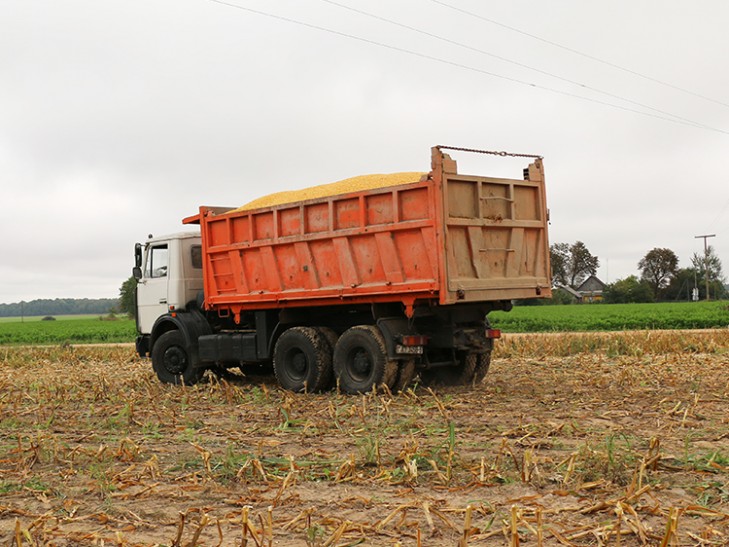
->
694, 234, 716, 301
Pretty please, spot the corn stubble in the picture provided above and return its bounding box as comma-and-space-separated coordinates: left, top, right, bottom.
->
1, 331, 727, 545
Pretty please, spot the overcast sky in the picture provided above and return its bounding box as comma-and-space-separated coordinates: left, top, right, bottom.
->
2, 0, 728, 304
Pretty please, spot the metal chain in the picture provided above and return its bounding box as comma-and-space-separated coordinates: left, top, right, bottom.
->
436, 145, 543, 160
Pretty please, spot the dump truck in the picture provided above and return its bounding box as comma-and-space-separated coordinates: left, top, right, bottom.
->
133, 146, 551, 393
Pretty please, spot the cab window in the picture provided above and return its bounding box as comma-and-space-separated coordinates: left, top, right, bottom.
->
191, 245, 203, 269
145, 245, 169, 278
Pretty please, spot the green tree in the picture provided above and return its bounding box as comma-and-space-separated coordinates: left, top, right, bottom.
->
638, 248, 679, 300
549, 242, 569, 287
550, 241, 599, 288
603, 276, 654, 303
664, 268, 699, 301
550, 288, 576, 305
691, 245, 726, 300
0, 298, 118, 317
119, 276, 138, 318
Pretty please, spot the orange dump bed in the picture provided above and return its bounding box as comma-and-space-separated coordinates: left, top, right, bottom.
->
184, 147, 551, 321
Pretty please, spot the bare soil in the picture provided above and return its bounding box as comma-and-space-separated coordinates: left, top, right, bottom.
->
1, 331, 727, 546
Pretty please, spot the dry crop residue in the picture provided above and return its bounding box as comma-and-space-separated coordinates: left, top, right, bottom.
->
1, 331, 727, 546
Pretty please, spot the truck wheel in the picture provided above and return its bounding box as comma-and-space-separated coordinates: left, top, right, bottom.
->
472, 351, 491, 384
316, 327, 339, 353
273, 327, 332, 393
392, 359, 416, 393
313, 327, 338, 389
420, 351, 491, 387
333, 326, 397, 394
151, 330, 205, 386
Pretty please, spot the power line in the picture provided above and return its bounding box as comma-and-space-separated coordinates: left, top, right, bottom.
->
206, 0, 729, 135
429, 0, 729, 109
318, 0, 720, 133
705, 196, 729, 231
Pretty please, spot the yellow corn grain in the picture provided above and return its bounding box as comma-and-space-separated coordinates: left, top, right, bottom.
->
231, 172, 427, 212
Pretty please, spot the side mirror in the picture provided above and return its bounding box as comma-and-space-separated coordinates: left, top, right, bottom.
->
132, 266, 142, 281
134, 243, 143, 268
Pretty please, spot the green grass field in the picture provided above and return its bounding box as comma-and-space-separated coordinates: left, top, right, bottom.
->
490, 300, 729, 332
0, 301, 726, 345
0, 316, 136, 345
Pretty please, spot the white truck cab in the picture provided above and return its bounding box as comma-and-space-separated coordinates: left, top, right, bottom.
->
133, 232, 203, 351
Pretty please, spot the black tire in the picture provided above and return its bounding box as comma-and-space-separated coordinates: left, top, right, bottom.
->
151, 330, 205, 386
333, 326, 397, 394
472, 352, 491, 384
316, 327, 339, 353
420, 351, 491, 387
273, 327, 332, 393
313, 327, 338, 389
392, 359, 416, 393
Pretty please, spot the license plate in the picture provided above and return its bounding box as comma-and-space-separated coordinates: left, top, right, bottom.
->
396, 344, 424, 355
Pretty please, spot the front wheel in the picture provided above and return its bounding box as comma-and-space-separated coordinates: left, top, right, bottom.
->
151, 330, 205, 386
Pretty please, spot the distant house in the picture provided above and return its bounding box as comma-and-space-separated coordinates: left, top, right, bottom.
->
556, 275, 607, 303
576, 275, 607, 303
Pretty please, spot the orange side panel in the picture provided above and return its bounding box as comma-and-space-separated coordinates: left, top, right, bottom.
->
188, 147, 552, 321
197, 180, 441, 319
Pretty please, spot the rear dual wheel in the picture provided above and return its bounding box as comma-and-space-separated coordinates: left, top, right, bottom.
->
333, 326, 398, 394
273, 324, 417, 394
392, 358, 416, 393
273, 327, 333, 393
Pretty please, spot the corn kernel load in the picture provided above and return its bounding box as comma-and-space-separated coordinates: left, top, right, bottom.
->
231, 172, 427, 212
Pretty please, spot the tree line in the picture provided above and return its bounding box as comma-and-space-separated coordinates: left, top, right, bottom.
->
550, 241, 727, 303
0, 298, 120, 318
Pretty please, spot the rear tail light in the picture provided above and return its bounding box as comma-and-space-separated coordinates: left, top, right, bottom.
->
486, 329, 501, 339
400, 334, 429, 346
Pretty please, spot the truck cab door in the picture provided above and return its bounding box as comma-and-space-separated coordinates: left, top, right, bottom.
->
136, 243, 170, 334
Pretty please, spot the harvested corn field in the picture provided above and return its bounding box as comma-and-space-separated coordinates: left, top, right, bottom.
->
232, 172, 426, 212
1, 330, 728, 546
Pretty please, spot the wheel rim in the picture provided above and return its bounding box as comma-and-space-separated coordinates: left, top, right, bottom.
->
349, 348, 373, 382
163, 346, 187, 375
285, 349, 308, 381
